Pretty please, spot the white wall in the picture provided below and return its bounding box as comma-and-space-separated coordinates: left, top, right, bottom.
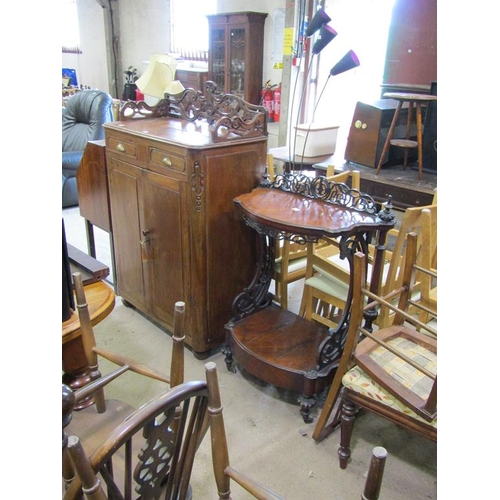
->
119, 0, 171, 83
66, 0, 286, 98
62, 0, 109, 93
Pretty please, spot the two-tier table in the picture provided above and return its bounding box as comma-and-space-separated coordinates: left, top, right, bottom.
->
223, 173, 395, 422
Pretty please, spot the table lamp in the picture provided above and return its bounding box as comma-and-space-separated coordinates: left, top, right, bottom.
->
136, 54, 185, 104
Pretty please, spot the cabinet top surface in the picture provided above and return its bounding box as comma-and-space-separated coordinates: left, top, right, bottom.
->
234, 188, 391, 237
104, 117, 266, 149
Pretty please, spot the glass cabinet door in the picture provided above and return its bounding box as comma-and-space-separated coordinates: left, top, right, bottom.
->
208, 12, 266, 104
211, 27, 226, 92
229, 28, 246, 97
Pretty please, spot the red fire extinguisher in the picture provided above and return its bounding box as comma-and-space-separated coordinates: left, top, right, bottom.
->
260, 81, 275, 122
273, 84, 281, 122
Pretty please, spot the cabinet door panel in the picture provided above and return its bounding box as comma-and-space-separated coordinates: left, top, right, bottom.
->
107, 158, 146, 308
141, 170, 185, 327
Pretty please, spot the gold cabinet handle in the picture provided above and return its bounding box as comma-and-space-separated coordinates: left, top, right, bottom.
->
116, 143, 125, 152
162, 156, 172, 166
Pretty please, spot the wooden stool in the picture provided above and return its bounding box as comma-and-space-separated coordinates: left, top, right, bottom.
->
375, 92, 437, 180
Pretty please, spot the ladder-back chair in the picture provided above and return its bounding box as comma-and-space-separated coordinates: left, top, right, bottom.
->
296, 168, 361, 325
299, 200, 437, 330
312, 232, 437, 469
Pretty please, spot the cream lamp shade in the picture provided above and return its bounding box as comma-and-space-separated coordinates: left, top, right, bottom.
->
165, 79, 186, 96
136, 54, 183, 98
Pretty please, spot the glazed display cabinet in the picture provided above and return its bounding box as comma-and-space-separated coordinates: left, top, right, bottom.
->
207, 12, 267, 105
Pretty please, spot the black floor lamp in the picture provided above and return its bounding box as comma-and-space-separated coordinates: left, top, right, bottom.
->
288, 8, 335, 170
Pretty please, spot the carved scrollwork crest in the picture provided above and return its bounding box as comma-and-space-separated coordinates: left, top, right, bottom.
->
120, 81, 267, 142
262, 173, 378, 214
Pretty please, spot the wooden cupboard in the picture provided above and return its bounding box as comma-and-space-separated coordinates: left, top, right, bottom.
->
207, 11, 267, 105
175, 68, 208, 93
104, 113, 267, 357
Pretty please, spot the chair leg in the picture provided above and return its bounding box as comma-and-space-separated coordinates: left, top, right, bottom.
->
338, 397, 357, 469
362, 446, 388, 500
280, 281, 288, 309
205, 362, 231, 499
299, 284, 312, 317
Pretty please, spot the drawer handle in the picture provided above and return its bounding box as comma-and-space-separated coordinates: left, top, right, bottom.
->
116, 143, 125, 152
140, 229, 150, 262
162, 156, 172, 166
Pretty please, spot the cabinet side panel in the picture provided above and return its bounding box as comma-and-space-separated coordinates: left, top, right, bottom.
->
141, 171, 185, 331
107, 158, 146, 307
202, 145, 265, 349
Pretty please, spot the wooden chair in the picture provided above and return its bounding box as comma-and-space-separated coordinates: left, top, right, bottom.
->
267, 152, 276, 181
270, 162, 361, 312
299, 201, 437, 330
63, 271, 186, 490
273, 238, 309, 310
415, 207, 437, 324
63, 363, 389, 499
63, 362, 285, 499
295, 168, 361, 324
70, 272, 185, 408
312, 233, 437, 470
267, 152, 310, 310
324, 165, 361, 190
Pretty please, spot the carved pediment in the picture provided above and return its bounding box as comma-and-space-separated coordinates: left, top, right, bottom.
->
120, 81, 267, 142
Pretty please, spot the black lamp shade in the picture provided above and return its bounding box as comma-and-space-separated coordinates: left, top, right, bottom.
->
306, 8, 332, 37
312, 25, 338, 55
330, 50, 360, 76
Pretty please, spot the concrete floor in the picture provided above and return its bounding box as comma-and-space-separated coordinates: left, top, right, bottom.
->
62, 206, 437, 499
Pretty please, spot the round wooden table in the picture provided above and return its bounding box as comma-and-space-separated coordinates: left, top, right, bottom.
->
62, 280, 115, 409
375, 92, 437, 180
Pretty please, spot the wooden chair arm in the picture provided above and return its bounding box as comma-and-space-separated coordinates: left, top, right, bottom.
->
74, 365, 129, 404
225, 466, 285, 500
93, 346, 170, 383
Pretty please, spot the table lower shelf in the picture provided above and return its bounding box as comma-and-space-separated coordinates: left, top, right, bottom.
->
225, 304, 336, 422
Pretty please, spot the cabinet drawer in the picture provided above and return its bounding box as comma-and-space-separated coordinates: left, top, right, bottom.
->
148, 147, 186, 173
107, 135, 138, 160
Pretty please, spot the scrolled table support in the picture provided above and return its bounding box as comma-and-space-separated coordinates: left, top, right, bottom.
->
223, 232, 275, 373
230, 232, 275, 321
